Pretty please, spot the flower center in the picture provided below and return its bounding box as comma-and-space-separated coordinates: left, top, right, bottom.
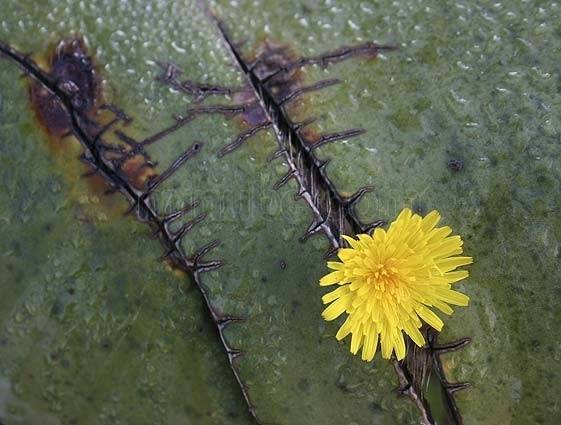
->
371, 259, 401, 289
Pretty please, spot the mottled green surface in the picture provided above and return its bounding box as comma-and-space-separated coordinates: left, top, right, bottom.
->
0, 0, 415, 424
155, 133, 418, 424
123, 11, 418, 425
0, 59, 252, 424
212, 1, 561, 424
1, 0, 561, 424
0, 2, 252, 423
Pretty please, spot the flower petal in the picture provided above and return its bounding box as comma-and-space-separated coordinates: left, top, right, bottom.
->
320, 271, 343, 286
322, 296, 352, 321
342, 235, 361, 249
421, 210, 440, 232
336, 316, 353, 341
380, 330, 393, 359
361, 327, 379, 361
435, 288, 470, 306
322, 286, 350, 304
416, 306, 444, 331
327, 261, 345, 270
350, 327, 364, 354
403, 320, 425, 347
393, 331, 406, 361
444, 269, 469, 283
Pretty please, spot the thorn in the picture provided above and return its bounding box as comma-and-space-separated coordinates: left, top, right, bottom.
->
293, 188, 306, 201
195, 259, 223, 273
273, 170, 297, 190
114, 129, 138, 147
227, 347, 243, 360
99, 103, 132, 124
155, 61, 181, 81
162, 201, 201, 224
344, 185, 375, 207
433, 337, 471, 354
293, 116, 318, 132
122, 196, 143, 217
217, 122, 271, 158
299, 218, 327, 242
361, 220, 386, 234
172, 213, 207, 243
159, 246, 177, 262
146, 142, 203, 194
192, 240, 221, 265
318, 158, 331, 171
310, 128, 366, 150
323, 246, 339, 259
218, 315, 245, 327
278, 78, 341, 106
396, 384, 412, 397
267, 148, 286, 162
445, 382, 471, 394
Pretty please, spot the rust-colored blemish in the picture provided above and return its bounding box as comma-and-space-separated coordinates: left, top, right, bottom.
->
27, 36, 158, 195
249, 40, 304, 96
120, 153, 156, 190
29, 37, 100, 139
163, 257, 188, 279
300, 126, 321, 145
26, 37, 121, 210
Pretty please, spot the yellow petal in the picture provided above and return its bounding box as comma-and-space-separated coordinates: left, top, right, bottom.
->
416, 306, 444, 331
421, 210, 441, 232
322, 296, 351, 321
337, 249, 356, 261
350, 327, 364, 354
430, 236, 463, 259
403, 320, 425, 347
322, 286, 350, 303
397, 208, 412, 222
444, 269, 469, 283
435, 288, 470, 306
432, 299, 454, 315
336, 317, 353, 341
393, 331, 406, 361
342, 235, 361, 249
361, 327, 379, 361
436, 256, 473, 273
372, 227, 386, 243
326, 261, 345, 270
428, 226, 452, 242
320, 271, 343, 286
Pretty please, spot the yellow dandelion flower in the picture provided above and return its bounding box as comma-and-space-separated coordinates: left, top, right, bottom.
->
320, 208, 472, 361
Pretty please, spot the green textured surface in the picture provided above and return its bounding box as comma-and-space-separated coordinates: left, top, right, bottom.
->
1, 0, 561, 424
0, 59, 251, 424
212, 1, 561, 424
0, 0, 415, 424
